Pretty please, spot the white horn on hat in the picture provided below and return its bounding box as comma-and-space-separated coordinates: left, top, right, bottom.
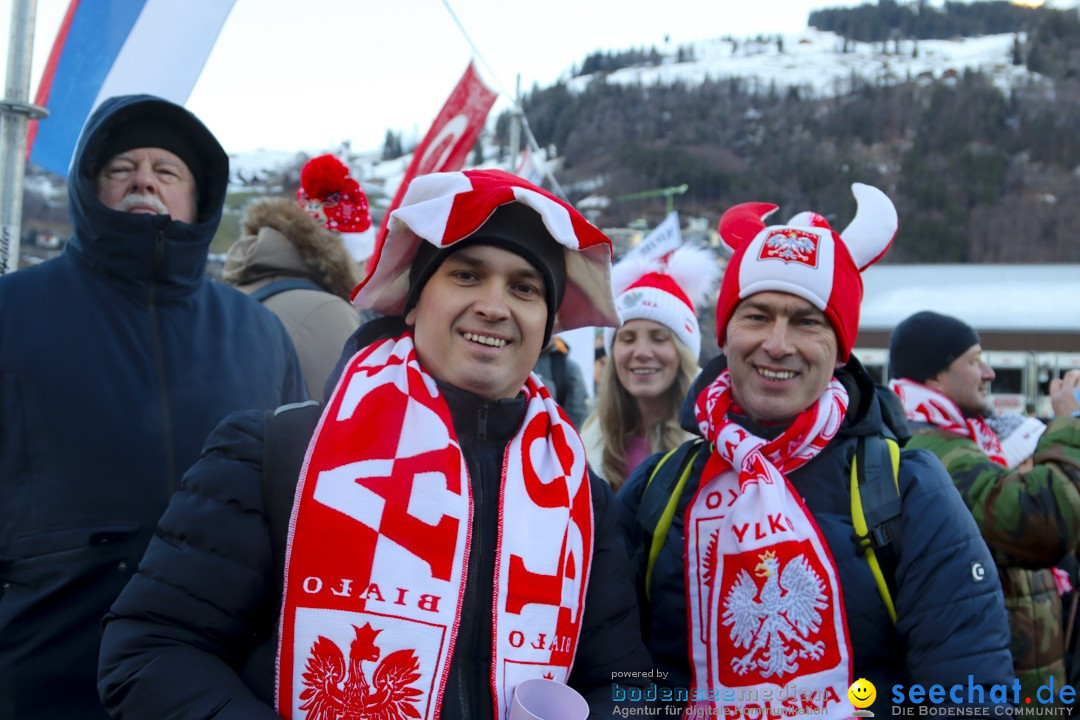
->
839, 182, 898, 271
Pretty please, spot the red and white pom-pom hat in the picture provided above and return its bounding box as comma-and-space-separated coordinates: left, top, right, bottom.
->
297, 154, 375, 262
352, 169, 620, 331
715, 182, 898, 361
608, 245, 721, 358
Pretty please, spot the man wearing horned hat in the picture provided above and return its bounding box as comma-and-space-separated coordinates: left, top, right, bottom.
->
619, 185, 1014, 717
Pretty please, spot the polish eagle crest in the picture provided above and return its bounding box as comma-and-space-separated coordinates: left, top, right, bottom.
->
721, 549, 828, 678
759, 229, 819, 265
299, 623, 423, 719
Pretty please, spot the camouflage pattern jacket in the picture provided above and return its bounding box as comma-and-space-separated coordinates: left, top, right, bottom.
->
907, 417, 1080, 703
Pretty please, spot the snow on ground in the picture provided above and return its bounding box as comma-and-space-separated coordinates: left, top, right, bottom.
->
230, 29, 1045, 196
567, 29, 1035, 97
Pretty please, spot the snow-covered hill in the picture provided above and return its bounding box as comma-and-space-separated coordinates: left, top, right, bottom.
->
568, 28, 1035, 96
224, 27, 1047, 198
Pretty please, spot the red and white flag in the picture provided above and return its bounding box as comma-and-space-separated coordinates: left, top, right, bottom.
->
377, 62, 496, 241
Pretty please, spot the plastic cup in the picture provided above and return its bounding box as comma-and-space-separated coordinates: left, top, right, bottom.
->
509, 678, 590, 720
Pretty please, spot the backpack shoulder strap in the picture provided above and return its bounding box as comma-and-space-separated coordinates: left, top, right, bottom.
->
262, 400, 322, 572
249, 278, 325, 303
850, 434, 902, 623
637, 438, 707, 599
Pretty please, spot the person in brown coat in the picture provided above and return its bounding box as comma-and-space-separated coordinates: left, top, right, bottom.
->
224, 196, 362, 401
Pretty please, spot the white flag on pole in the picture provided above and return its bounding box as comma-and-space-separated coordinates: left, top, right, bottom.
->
627, 211, 682, 262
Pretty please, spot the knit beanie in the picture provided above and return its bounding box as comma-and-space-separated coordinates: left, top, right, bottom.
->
714, 183, 898, 361
96, 115, 203, 192
608, 245, 720, 358
888, 311, 981, 383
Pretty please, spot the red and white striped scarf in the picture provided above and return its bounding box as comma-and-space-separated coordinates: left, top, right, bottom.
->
889, 378, 1006, 466
890, 379, 1077, 596
275, 332, 593, 720
682, 370, 853, 719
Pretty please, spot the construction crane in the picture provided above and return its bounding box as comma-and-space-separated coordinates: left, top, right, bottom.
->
615, 184, 689, 215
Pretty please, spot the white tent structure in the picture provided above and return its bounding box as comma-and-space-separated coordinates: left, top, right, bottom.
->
858, 264, 1080, 335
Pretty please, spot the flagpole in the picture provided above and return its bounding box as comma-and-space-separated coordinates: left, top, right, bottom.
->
0, 0, 48, 275
509, 74, 521, 167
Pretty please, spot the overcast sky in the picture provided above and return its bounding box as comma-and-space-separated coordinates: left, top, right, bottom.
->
1, 0, 998, 155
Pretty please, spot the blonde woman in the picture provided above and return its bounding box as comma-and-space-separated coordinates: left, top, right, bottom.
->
582, 245, 719, 490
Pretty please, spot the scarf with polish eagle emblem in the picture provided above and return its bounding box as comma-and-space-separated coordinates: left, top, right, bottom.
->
275, 332, 594, 720
682, 369, 853, 719
888, 378, 1006, 466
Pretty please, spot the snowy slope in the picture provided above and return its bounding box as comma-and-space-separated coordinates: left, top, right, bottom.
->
229, 27, 1048, 191
566, 29, 1035, 96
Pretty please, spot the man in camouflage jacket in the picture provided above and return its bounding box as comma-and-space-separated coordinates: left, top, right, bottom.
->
890, 311, 1080, 704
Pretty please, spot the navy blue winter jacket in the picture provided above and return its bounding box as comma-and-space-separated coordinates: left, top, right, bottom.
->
618, 355, 1015, 715
98, 317, 653, 719
0, 95, 305, 720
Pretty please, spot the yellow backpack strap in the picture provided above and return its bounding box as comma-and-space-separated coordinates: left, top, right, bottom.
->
638, 439, 706, 601
850, 436, 902, 623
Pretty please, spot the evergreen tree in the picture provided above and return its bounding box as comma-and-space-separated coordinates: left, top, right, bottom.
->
381, 130, 403, 161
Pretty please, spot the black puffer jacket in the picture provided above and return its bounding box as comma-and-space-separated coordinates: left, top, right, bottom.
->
98, 318, 652, 719
618, 354, 1015, 715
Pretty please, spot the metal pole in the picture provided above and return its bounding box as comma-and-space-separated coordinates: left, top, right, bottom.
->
508, 73, 521, 168
0, 0, 48, 275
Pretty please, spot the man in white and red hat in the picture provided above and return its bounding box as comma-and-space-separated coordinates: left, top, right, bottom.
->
98, 170, 654, 719
618, 184, 1014, 717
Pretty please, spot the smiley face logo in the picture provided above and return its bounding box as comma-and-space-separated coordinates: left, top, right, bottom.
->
848, 678, 877, 709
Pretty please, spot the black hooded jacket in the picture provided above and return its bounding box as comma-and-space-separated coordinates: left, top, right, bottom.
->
0, 95, 305, 720
98, 317, 653, 719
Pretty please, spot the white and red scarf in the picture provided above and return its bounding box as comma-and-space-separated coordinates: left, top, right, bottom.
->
891, 381, 1074, 594
682, 370, 853, 719
275, 332, 593, 720
889, 378, 1006, 466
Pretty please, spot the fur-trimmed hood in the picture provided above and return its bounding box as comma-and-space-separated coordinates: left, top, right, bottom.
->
224, 197, 360, 299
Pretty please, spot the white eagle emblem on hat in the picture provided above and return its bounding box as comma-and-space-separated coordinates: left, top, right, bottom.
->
758, 228, 820, 267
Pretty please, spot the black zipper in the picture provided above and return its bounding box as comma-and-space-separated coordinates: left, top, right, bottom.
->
457, 453, 480, 718
456, 400, 494, 717
148, 230, 177, 496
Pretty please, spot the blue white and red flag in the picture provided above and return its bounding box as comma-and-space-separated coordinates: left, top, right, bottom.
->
27, 0, 236, 177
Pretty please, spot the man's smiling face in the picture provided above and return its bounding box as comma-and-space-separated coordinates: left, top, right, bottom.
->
724, 291, 842, 424
406, 244, 548, 400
